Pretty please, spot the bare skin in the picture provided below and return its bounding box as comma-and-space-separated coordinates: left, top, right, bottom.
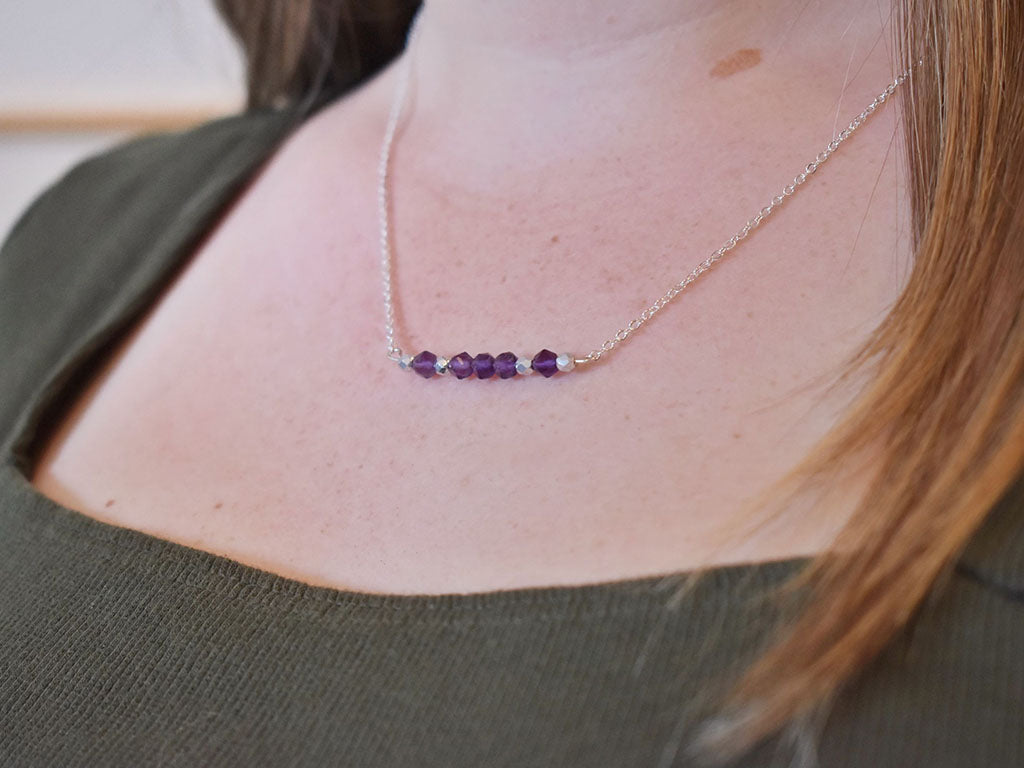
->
29, 0, 911, 594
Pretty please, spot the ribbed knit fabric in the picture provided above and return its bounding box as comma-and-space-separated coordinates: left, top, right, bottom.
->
1, 102, 1022, 768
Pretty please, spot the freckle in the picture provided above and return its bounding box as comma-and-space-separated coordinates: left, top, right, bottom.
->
500, 273, 507, 284
105, 498, 115, 508
624, 413, 631, 421
214, 501, 223, 509
710, 48, 762, 79
550, 234, 559, 243
746, 311, 754, 318
732, 432, 742, 439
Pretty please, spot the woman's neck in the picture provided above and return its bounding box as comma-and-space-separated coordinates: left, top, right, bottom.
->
421, 0, 732, 57
413, 1, 893, 152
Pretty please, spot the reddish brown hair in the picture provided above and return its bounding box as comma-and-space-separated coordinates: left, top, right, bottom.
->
696, 0, 1024, 757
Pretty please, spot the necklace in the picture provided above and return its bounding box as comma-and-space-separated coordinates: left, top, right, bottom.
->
378, 16, 914, 381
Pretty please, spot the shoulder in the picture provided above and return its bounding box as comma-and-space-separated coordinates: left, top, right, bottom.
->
0, 107, 297, 269
0, 106, 298, 318
816, 481, 1024, 766
956, 472, 1024, 599
0, 108, 298, 447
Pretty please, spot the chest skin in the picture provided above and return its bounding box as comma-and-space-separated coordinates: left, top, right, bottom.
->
27, 53, 912, 596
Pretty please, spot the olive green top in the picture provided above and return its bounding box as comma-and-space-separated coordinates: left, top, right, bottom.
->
1, 102, 1022, 768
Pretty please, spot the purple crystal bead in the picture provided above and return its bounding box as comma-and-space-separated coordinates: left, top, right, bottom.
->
494, 352, 518, 379
411, 351, 438, 379
449, 352, 474, 379
472, 353, 496, 379
448, 354, 475, 380
531, 349, 559, 378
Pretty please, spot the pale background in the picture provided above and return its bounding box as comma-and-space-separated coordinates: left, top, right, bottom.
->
0, 0, 246, 240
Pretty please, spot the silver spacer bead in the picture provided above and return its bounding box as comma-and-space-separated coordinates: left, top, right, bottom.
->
398, 354, 414, 371
434, 356, 450, 375
556, 352, 576, 372
515, 356, 534, 375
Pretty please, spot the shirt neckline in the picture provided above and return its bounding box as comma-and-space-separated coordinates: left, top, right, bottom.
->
0, 105, 812, 612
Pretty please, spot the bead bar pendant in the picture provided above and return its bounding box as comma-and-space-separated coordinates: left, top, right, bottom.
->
399, 348, 577, 379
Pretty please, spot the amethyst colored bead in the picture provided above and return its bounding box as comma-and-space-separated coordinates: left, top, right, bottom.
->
531, 348, 559, 378
472, 353, 496, 379
449, 352, 474, 379
494, 352, 518, 379
411, 350, 438, 379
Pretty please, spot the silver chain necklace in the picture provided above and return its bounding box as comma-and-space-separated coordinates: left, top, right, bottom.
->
379, 15, 914, 381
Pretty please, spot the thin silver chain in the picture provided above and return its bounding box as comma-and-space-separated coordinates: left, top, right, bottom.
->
378, 14, 916, 367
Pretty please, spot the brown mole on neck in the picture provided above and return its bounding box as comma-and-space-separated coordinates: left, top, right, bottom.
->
710, 48, 762, 78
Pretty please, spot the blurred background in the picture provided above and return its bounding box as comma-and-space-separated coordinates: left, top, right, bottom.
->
0, 0, 245, 240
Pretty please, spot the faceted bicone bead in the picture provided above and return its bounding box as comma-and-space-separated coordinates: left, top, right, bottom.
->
412, 350, 438, 378
515, 356, 534, 375
531, 348, 559, 377
472, 353, 496, 379
556, 352, 576, 372
448, 352, 474, 379
494, 352, 518, 379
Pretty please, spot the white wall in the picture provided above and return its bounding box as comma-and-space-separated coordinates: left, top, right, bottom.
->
0, 0, 246, 239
